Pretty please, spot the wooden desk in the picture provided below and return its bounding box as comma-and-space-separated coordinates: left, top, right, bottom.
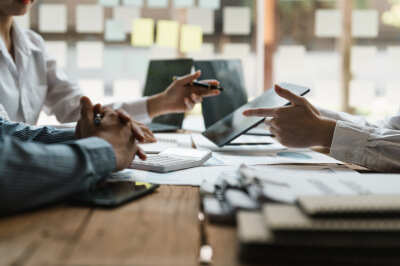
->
0, 158, 371, 265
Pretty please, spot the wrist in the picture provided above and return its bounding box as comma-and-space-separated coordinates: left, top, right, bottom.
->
319, 117, 337, 148
147, 92, 171, 119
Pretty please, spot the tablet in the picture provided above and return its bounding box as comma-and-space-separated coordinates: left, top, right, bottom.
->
70, 181, 159, 207
201, 83, 310, 147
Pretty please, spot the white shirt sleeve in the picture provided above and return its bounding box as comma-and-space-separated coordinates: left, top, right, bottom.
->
42, 44, 151, 124
318, 106, 400, 172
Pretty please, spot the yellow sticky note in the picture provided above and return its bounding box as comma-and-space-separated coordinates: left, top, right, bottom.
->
180, 25, 203, 53
156, 20, 179, 48
131, 18, 154, 47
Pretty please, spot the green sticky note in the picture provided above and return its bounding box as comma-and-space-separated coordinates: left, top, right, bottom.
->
122, 0, 144, 6
105, 19, 126, 42
98, 0, 119, 6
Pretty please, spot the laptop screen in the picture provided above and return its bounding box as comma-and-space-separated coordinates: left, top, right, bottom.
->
143, 59, 194, 127
194, 60, 248, 128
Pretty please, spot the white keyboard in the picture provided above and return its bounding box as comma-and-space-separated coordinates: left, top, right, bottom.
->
130, 148, 212, 173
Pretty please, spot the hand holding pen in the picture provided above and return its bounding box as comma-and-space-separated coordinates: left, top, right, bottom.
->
173, 76, 225, 92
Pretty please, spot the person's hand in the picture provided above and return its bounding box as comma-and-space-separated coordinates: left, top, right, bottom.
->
242, 85, 337, 148
146, 70, 221, 118
114, 109, 157, 143
76, 97, 146, 171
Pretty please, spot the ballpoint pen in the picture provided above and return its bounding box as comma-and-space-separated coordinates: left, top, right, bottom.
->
173, 76, 225, 92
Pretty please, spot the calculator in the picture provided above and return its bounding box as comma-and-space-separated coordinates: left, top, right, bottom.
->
130, 148, 212, 173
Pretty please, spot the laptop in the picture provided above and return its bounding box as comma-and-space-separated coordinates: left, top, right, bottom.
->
143, 59, 194, 132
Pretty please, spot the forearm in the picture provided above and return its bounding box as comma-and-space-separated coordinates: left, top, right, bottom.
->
0, 136, 116, 215
0, 118, 74, 144
330, 121, 400, 172
104, 97, 152, 124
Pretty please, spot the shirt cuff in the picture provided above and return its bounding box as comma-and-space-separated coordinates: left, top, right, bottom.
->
126, 97, 152, 124
330, 121, 371, 165
75, 137, 116, 178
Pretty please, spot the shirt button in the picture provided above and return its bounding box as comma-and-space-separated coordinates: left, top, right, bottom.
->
346, 152, 353, 160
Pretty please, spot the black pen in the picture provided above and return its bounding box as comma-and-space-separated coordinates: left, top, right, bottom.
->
94, 113, 102, 125
173, 76, 224, 92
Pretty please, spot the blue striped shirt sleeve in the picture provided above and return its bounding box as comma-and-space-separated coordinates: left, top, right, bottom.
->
0, 119, 116, 215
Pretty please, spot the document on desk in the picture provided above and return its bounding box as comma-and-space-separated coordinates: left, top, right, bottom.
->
191, 133, 286, 152
108, 166, 239, 186
240, 165, 400, 204
204, 149, 343, 166
139, 133, 192, 154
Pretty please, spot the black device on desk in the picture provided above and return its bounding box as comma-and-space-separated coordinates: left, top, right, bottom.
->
202, 83, 310, 147
70, 181, 159, 207
143, 59, 193, 132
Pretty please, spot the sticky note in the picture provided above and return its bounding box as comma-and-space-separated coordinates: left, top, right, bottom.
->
105, 19, 126, 41
352, 10, 379, 38
131, 19, 155, 47
113, 80, 141, 101
76, 42, 104, 69
349, 80, 375, 108
198, 0, 220, 10
223, 43, 250, 60
173, 0, 194, 8
104, 49, 124, 72
156, 20, 179, 48
187, 43, 214, 59
45, 41, 67, 68
180, 25, 203, 53
147, 0, 168, 8
150, 45, 177, 59
278, 45, 306, 72
223, 7, 251, 35
386, 82, 400, 107
387, 46, 400, 72
113, 7, 141, 33
76, 5, 104, 33
128, 51, 150, 76
315, 10, 342, 37
313, 81, 341, 108
123, 0, 144, 6
78, 79, 106, 104
13, 13, 30, 29
39, 4, 67, 33
98, 0, 119, 6
187, 8, 214, 34
350, 46, 377, 73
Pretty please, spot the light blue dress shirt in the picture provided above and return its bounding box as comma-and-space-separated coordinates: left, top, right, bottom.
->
0, 117, 116, 215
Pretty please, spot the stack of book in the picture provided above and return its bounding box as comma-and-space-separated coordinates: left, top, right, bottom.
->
238, 195, 400, 265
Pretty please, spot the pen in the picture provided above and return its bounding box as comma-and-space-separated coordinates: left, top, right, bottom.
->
173, 76, 224, 92
94, 113, 102, 125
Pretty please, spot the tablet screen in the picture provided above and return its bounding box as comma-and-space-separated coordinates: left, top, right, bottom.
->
201, 83, 310, 147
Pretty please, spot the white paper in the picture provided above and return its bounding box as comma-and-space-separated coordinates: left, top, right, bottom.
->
315, 9, 342, 38
76, 5, 104, 33
150, 45, 177, 59
104, 49, 124, 72
113, 6, 141, 33
105, 19, 126, 42
278, 45, 306, 72
191, 133, 286, 152
350, 46, 377, 73
39, 4, 67, 33
352, 10, 379, 38
112, 79, 141, 102
187, 8, 214, 34
123, 0, 144, 6
109, 166, 239, 186
386, 82, 400, 107
173, 0, 194, 8
387, 46, 400, 72
187, 43, 215, 59
140, 133, 192, 154
222, 43, 250, 67
78, 79, 106, 104
45, 41, 67, 69
76, 42, 104, 69
98, 0, 119, 6
313, 81, 341, 109
223, 7, 251, 35
147, 0, 168, 8
229, 135, 275, 145
205, 149, 343, 166
349, 80, 375, 108
198, 0, 220, 10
